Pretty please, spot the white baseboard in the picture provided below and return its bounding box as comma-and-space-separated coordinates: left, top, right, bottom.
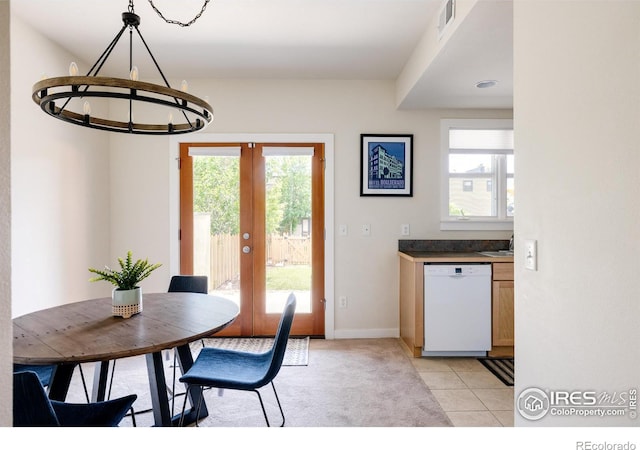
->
331, 328, 399, 339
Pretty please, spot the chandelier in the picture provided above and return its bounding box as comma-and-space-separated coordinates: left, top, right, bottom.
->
31, 0, 213, 135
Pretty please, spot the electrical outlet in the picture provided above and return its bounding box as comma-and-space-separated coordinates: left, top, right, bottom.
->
362, 224, 371, 236
401, 224, 410, 236
339, 296, 348, 308
524, 239, 537, 271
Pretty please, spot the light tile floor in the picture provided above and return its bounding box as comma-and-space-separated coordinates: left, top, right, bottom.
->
407, 353, 514, 427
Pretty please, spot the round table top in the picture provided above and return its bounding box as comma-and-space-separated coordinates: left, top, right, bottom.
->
13, 292, 239, 365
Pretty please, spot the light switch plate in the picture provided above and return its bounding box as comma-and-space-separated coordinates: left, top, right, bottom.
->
524, 239, 537, 270
338, 224, 348, 236
362, 224, 371, 236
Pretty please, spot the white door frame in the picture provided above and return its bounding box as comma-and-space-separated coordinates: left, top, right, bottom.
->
169, 133, 335, 339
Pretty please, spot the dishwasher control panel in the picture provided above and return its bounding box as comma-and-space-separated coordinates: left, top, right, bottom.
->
424, 263, 492, 277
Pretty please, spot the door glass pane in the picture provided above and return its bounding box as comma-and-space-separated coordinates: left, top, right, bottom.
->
192, 155, 241, 309
264, 154, 312, 314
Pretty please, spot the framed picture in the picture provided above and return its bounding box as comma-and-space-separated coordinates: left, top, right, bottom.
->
360, 134, 413, 197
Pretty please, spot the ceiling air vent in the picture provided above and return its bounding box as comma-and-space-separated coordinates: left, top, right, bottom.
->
437, 0, 456, 40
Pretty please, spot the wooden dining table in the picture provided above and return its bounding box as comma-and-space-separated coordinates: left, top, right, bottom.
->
13, 292, 239, 427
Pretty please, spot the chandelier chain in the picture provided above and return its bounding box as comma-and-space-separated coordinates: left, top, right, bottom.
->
147, 0, 211, 27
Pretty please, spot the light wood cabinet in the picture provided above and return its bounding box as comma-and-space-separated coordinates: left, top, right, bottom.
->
490, 262, 514, 356
399, 256, 424, 357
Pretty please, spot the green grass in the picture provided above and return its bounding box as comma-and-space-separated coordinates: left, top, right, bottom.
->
266, 265, 311, 291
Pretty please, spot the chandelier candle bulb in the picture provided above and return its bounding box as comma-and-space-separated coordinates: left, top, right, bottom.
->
129, 66, 139, 81
180, 80, 188, 93
68, 62, 78, 76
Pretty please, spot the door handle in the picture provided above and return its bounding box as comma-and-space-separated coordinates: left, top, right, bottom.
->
242, 246, 251, 254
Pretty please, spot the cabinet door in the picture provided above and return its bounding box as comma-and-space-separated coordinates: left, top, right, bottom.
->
492, 280, 514, 346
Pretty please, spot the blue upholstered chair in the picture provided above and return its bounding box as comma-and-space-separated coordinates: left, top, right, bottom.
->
13, 371, 137, 427
166, 275, 209, 414
13, 363, 90, 403
168, 275, 208, 294
178, 293, 296, 427
168, 276, 209, 349
13, 364, 54, 387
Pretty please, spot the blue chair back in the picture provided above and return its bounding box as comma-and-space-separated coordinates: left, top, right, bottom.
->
13, 364, 54, 387
263, 293, 297, 383
168, 275, 208, 294
13, 371, 60, 426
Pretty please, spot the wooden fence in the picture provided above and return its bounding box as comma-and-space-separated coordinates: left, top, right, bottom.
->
208, 234, 311, 290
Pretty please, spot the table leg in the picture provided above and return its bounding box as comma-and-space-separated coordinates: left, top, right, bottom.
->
145, 347, 210, 427
47, 363, 76, 401
146, 351, 173, 426
175, 344, 209, 425
91, 361, 111, 402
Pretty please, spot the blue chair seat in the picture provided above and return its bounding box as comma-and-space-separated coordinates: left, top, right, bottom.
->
179, 348, 274, 390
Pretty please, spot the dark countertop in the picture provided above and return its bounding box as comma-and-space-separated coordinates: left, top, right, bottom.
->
398, 240, 514, 263
399, 239, 510, 253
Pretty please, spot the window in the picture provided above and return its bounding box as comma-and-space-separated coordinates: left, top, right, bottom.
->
441, 119, 514, 230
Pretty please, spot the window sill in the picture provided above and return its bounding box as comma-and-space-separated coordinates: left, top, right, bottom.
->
440, 219, 514, 231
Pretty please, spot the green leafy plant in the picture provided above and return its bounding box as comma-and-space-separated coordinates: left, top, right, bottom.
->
88, 251, 162, 290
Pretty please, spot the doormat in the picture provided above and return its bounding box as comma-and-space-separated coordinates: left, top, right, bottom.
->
477, 357, 514, 386
193, 337, 309, 366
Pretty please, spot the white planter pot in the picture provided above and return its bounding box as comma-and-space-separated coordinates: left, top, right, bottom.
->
112, 287, 142, 318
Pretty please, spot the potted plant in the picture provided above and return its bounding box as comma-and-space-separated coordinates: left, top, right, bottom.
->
89, 251, 162, 318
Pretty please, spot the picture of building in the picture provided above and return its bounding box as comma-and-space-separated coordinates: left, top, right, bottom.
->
368, 144, 405, 189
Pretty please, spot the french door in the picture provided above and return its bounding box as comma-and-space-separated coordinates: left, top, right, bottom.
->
179, 142, 325, 337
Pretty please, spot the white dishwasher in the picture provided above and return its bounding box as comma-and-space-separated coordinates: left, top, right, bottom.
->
422, 263, 492, 357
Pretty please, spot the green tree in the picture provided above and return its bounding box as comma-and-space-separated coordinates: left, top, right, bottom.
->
193, 156, 239, 234
265, 160, 284, 235
279, 156, 311, 234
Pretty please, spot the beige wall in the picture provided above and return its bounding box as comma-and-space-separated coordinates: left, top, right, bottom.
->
10, 16, 112, 317
514, 1, 640, 426
0, 0, 12, 427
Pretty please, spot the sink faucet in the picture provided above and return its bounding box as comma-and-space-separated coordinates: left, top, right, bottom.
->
509, 234, 514, 252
